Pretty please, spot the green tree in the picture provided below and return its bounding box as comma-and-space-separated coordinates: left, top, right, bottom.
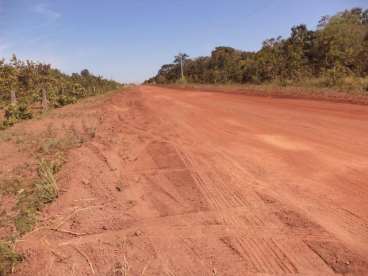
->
147, 8, 368, 90
0, 55, 122, 128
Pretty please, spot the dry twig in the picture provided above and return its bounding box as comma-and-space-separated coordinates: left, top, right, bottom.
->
71, 245, 95, 275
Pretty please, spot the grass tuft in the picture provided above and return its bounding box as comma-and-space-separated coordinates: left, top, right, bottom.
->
15, 208, 37, 236
0, 242, 23, 276
14, 159, 58, 235
36, 159, 58, 204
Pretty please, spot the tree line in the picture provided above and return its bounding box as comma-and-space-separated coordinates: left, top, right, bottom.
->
0, 55, 122, 128
146, 8, 368, 91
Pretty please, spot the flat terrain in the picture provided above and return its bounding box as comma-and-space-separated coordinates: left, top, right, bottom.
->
12, 86, 368, 275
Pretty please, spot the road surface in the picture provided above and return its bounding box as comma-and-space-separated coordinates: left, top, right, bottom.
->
16, 85, 368, 275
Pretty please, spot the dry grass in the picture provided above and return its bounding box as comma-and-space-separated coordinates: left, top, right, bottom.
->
0, 242, 22, 276
35, 159, 58, 204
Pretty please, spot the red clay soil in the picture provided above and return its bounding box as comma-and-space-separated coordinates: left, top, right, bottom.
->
14, 86, 368, 275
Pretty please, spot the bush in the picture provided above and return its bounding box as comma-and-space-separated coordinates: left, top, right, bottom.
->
2, 104, 32, 128
54, 95, 77, 108
323, 65, 349, 87
176, 77, 188, 85
0, 55, 122, 128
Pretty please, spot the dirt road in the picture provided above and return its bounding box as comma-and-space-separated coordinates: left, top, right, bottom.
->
15, 86, 368, 275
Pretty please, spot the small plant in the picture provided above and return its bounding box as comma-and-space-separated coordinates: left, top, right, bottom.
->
15, 207, 37, 235
54, 94, 77, 108
36, 159, 58, 204
0, 242, 23, 276
14, 159, 58, 235
37, 127, 83, 155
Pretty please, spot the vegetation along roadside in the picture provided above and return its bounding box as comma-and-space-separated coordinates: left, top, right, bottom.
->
0, 55, 122, 129
0, 56, 123, 274
146, 8, 368, 94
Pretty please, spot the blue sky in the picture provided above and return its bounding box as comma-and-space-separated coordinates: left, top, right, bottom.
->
1, 0, 367, 83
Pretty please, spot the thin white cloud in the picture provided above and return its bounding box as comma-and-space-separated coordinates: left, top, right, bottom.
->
33, 3, 61, 20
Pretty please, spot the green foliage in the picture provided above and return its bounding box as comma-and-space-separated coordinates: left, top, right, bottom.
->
14, 184, 41, 236
0, 242, 23, 276
323, 65, 349, 86
0, 57, 122, 128
176, 77, 188, 84
147, 8, 368, 91
54, 94, 77, 107
2, 104, 33, 128
13, 159, 58, 236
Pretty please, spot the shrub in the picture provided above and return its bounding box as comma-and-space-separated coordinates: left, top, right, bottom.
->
176, 78, 188, 85
2, 104, 32, 128
323, 65, 349, 87
54, 95, 77, 108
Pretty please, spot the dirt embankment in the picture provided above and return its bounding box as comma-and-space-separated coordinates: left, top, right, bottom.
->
2, 85, 368, 275
160, 83, 368, 105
